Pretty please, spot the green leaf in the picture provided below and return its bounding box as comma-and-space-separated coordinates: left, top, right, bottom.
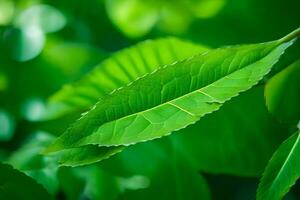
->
45, 37, 207, 166
0, 162, 51, 200
45, 37, 207, 119
256, 130, 300, 200
173, 86, 289, 176
46, 28, 299, 154
265, 59, 300, 124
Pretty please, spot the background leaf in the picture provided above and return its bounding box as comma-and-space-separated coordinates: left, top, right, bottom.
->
0, 162, 52, 200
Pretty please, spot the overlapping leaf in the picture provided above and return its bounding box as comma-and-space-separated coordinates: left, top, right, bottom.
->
257, 130, 300, 200
44, 37, 209, 165
46, 28, 299, 156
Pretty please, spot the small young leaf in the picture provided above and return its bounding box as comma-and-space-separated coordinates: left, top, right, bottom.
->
0, 163, 51, 200
256, 130, 300, 200
46, 28, 299, 154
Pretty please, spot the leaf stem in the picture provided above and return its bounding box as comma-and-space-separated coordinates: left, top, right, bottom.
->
279, 27, 300, 43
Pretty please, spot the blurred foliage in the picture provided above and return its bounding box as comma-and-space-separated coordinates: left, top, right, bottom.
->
265, 60, 300, 125
0, 0, 299, 199
106, 0, 225, 37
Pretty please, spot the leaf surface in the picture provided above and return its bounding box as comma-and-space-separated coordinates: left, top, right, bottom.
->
257, 130, 300, 200
45, 37, 207, 119
45, 37, 208, 165
46, 29, 298, 153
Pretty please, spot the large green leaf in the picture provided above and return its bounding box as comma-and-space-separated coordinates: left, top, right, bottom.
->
58, 86, 289, 175
45, 37, 207, 119
46, 28, 299, 154
44, 37, 208, 165
256, 130, 300, 200
0, 163, 51, 200
265, 59, 300, 124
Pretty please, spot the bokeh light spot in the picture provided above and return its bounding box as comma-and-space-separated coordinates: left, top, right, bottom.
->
0, 110, 15, 142
15, 4, 67, 33
21, 98, 46, 121
118, 175, 150, 191
3, 26, 45, 62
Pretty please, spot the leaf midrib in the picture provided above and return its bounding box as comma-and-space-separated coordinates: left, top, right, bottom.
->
267, 132, 300, 196
74, 51, 275, 146
88, 50, 238, 122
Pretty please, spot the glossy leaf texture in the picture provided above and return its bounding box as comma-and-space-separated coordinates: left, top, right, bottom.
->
44, 37, 207, 119
0, 163, 51, 200
265, 59, 300, 125
58, 86, 289, 173
46, 29, 298, 154
173, 86, 289, 176
256, 130, 300, 200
